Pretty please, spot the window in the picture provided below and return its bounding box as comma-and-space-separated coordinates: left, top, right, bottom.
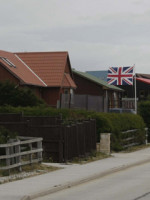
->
0, 57, 16, 68
64, 89, 70, 103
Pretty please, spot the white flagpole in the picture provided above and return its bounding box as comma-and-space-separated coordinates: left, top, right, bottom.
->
134, 65, 137, 114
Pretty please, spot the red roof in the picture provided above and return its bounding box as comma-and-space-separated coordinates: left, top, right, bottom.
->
62, 73, 76, 88
16, 52, 76, 88
0, 50, 76, 89
0, 50, 46, 87
136, 77, 150, 85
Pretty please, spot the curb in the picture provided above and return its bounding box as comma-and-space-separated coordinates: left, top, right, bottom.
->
22, 158, 150, 200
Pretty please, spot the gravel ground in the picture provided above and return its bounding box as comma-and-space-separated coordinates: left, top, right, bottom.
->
0, 168, 51, 184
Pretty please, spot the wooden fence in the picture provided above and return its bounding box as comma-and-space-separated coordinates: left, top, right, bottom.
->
63, 120, 96, 162
61, 93, 105, 112
0, 114, 96, 162
0, 136, 43, 173
121, 129, 146, 148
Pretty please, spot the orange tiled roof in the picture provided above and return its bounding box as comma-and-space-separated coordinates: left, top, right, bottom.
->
0, 50, 76, 89
16, 52, 76, 88
0, 50, 46, 87
62, 73, 77, 88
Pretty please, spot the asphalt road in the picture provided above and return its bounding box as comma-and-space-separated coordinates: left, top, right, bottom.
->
36, 162, 150, 200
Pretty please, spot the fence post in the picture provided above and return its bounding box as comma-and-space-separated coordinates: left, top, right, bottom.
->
76, 124, 79, 157
15, 144, 22, 172
5, 147, 10, 175
63, 126, 68, 162
37, 141, 42, 162
9, 139, 15, 165
29, 143, 33, 165
145, 128, 148, 144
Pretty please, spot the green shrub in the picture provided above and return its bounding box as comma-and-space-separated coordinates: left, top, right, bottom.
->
0, 126, 18, 156
138, 101, 150, 141
138, 101, 150, 127
0, 81, 45, 107
0, 126, 17, 144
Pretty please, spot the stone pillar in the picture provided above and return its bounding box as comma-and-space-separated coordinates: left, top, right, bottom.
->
96, 143, 100, 152
100, 133, 110, 155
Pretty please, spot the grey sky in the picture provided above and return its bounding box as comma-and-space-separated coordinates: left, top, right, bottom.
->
0, 0, 150, 73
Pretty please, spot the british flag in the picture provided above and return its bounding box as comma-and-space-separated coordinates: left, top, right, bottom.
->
107, 66, 134, 85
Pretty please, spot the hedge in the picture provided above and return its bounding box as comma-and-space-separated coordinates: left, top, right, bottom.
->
0, 106, 146, 151
138, 101, 150, 127
138, 101, 150, 141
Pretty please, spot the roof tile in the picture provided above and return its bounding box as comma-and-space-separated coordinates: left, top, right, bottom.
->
16, 52, 71, 87
0, 50, 46, 87
62, 73, 76, 88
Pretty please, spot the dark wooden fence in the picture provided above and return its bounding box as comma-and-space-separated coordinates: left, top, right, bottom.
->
63, 120, 96, 162
61, 93, 105, 112
0, 113, 96, 162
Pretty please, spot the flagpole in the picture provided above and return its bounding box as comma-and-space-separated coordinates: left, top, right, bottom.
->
134, 65, 137, 114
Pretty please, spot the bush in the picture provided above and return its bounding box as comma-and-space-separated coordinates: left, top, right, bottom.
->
138, 101, 150, 141
0, 81, 45, 107
0, 126, 17, 144
0, 126, 18, 156
138, 101, 150, 127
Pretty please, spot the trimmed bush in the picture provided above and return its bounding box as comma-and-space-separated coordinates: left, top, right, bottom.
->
89, 112, 145, 151
138, 101, 150, 127
138, 101, 150, 141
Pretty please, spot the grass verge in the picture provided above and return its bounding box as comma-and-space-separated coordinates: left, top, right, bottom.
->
120, 144, 150, 153
70, 151, 111, 164
0, 163, 60, 182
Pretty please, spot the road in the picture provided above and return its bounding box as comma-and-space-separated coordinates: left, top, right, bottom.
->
36, 162, 150, 200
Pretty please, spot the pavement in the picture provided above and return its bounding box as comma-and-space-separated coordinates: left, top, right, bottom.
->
1, 147, 150, 200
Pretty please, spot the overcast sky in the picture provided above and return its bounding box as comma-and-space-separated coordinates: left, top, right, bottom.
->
0, 0, 150, 73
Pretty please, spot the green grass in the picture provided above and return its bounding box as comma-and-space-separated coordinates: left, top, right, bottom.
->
71, 151, 111, 164
120, 144, 150, 153
0, 163, 59, 178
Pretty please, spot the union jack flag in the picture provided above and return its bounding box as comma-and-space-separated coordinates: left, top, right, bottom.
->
107, 66, 134, 85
